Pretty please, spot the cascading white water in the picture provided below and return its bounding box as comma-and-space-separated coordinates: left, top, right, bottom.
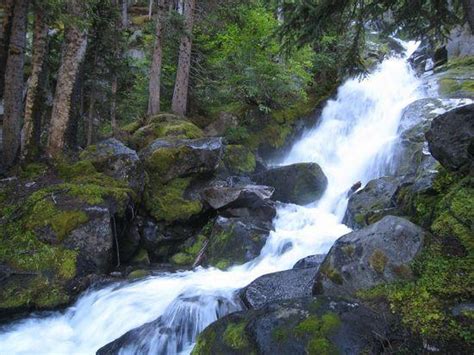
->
0, 41, 423, 355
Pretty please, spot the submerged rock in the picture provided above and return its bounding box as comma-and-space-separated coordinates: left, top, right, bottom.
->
313, 216, 425, 297
253, 162, 328, 205
240, 267, 317, 309
193, 297, 391, 355
426, 103, 474, 173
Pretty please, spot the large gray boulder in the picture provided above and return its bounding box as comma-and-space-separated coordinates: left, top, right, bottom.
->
343, 176, 402, 230
313, 216, 425, 297
426, 103, 474, 173
253, 163, 328, 205
193, 297, 392, 355
240, 267, 317, 309
141, 137, 224, 184
80, 138, 144, 194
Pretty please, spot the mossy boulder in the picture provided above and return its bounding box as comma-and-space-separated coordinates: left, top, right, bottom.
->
132, 113, 203, 149
223, 145, 256, 174
343, 176, 402, 229
0, 160, 134, 316
435, 57, 474, 99
193, 297, 391, 355
79, 138, 145, 194
205, 216, 272, 269
426, 103, 474, 173
253, 163, 328, 205
313, 216, 425, 298
141, 137, 223, 184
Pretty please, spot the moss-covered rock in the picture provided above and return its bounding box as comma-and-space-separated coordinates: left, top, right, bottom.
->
223, 145, 256, 174
205, 216, 271, 269
193, 297, 389, 355
170, 234, 207, 267
132, 113, 203, 149
436, 56, 474, 99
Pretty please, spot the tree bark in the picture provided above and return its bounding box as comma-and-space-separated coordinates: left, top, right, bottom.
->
87, 90, 96, 146
147, 0, 165, 116
2, 0, 28, 167
22, 10, 48, 160
462, 0, 474, 33
0, 0, 14, 99
171, 0, 195, 116
122, 0, 128, 29
111, 77, 118, 135
47, 19, 88, 158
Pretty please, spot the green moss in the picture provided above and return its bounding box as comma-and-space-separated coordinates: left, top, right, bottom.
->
295, 313, 341, 355
223, 145, 256, 174
362, 173, 474, 347
320, 264, 343, 285
128, 269, 150, 279
341, 244, 355, 257
369, 249, 388, 274
145, 178, 202, 222
223, 322, 249, 349
191, 329, 217, 355
121, 120, 142, 133
214, 260, 231, 270
144, 146, 190, 183
272, 327, 289, 342
20, 163, 48, 179
171, 252, 195, 266
131, 249, 150, 265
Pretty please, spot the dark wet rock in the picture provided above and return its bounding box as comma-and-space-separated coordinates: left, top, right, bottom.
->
201, 183, 276, 221
253, 163, 328, 205
80, 138, 145, 194
118, 222, 141, 262
292, 254, 326, 269
451, 303, 474, 318
240, 268, 317, 309
426, 103, 474, 173
193, 297, 392, 355
97, 295, 241, 355
408, 40, 434, 73
313, 216, 425, 298
446, 25, 474, 59
343, 176, 403, 230
141, 137, 224, 184
205, 216, 272, 269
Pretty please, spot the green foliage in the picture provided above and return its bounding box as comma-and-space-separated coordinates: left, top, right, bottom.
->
294, 313, 341, 355
194, 2, 314, 113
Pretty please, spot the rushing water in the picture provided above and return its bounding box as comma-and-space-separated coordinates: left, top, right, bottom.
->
0, 41, 424, 355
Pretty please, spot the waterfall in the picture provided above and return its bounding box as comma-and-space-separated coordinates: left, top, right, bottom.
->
0, 41, 423, 355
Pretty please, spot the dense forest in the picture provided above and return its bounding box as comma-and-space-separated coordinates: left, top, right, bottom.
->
0, 0, 473, 354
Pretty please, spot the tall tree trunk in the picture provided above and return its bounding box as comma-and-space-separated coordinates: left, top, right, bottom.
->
462, 0, 474, 33
22, 10, 48, 160
0, 0, 14, 99
111, 77, 118, 135
171, 0, 195, 116
147, 0, 165, 116
87, 91, 96, 146
2, 0, 28, 167
122, 0, 128, 29
47, 22, 88, 158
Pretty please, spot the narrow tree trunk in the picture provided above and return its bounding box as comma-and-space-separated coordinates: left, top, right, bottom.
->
171, 0, 195, 116
47, 23, 88, 158
147, 0, 165, 116
0, 0, 14, 99
87, 91, 96, 146
2, 0, 28, 167
122, 0, 128, 29
22, 10, 48, 160
148, 0, 153, 19
462, 0, 474, 33
111, 77, 118, 135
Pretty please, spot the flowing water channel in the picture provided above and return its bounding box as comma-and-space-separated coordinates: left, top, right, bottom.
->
0, 40, 425, 355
